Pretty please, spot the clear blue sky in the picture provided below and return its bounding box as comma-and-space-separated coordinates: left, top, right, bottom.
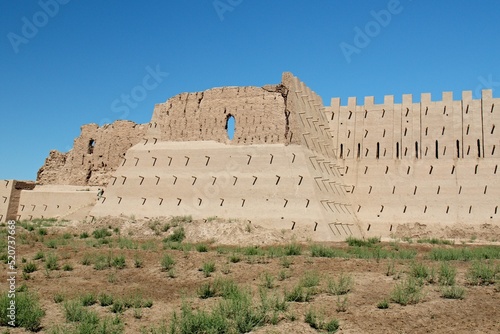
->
1, 0, 499, 180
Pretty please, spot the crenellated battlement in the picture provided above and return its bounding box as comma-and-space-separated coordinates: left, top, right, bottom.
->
331, 89, 495, 107
326, 89, 498, 161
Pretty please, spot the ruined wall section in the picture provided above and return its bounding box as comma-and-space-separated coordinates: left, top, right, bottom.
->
37, 120, 147, 186
0, 180, 36, 222
325, 90, 500, 236
17, 185, 98, 221
0, 180, 14, 222
147, 86, 289, 145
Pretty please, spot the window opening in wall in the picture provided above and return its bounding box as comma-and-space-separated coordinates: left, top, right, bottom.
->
88, 139, 95, 154
415, 142, 419, 158
475, 164, 478, 174
383, 129, 386, 137
403, 205, 407, 213
404, 128, 407, 136
376, 142, 380, 159
466, 124, 470, 135
437, 185, 440, 194
425, 147, 428, 156
404, 147, 408, 156
477, 139, 481, 158
225, 114, 235, 140
456, 140, 460, 158
484, 185, 488, 194
347, 130, 351, 138
492, 145, 496, 155
446, 206, 449, 214
435, 140, 439, 159
492, 125, 496, 134
425, 127, 428, 136
396, 142, 400, 159
392, 186, 395, 194
467, 145, 471, 155
385, 166, 389, 174
469, 206, 472, 214
425, 107, 428, 116
451, 165, 455, 174
495, 165, 498, 174
340, 144, 343, 158
424, 205, 427, 213
405, 108, 410, 117
442, 126, 445, 135
429, 166, 433, 174
357, 143, 361, 159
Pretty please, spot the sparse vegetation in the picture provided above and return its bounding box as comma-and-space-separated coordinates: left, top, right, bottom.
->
327, 273, 354, 295
391, 277, 425, 305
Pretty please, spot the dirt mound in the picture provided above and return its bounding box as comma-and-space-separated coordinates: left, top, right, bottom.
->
394, 222, 500, 243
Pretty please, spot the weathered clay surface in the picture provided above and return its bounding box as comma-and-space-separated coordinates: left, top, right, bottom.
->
37, 120, 147, 186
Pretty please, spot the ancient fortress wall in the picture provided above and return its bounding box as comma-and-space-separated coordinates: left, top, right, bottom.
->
326, 90, 500, 236
16, 185, 99, 222
0, 180, 14, 222
147, 86, 292, 145
5, 72, 498, 240
37, 121, 147, 186
89, 73, 360, 241
0, 180, 35, 222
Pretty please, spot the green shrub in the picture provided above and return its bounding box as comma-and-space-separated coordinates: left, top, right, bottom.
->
62, 263, 73, 271
33, 251, 45, 261
64, 299, 86, 322
310, 244, 347, 258
23, 262, 37, 274
196, 244, 208, 252
201, 261, 216, 277
79, 231, 89, 239
99, 293, 114, 306
45, 253, 59, 270
229, 254, 241, 263
391, 277, 424, 305
467, 261, 498, 285
438, 262, 456, 286
441, 286, 465, 299
300, 271, 320, 288
327, 273, 353, 295
284, 243, 302, 256
164, 227, 185, 243
197, 282, 217, 299
53, 293, 65, 304
284, 284, 311, 302
0, 291, 45, 331
92, 228, 112, 239
80, 293, 97, 307
377, 299, 389, 309
112, 255, 126, 269
161, 254, 175, 271
346, 236, 380, 247
111, 300, 125, 313
261, 272, 275, 289
38, 227, 48, 236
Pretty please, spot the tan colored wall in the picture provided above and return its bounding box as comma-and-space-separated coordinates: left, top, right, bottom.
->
37, 120, 147, 186
0, 180, 36, 222
0, 180, 14, 222
90, 141, 360, 241
147, 85, 292, 145
326, 89, 500, 236
17, 185, 99, 221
